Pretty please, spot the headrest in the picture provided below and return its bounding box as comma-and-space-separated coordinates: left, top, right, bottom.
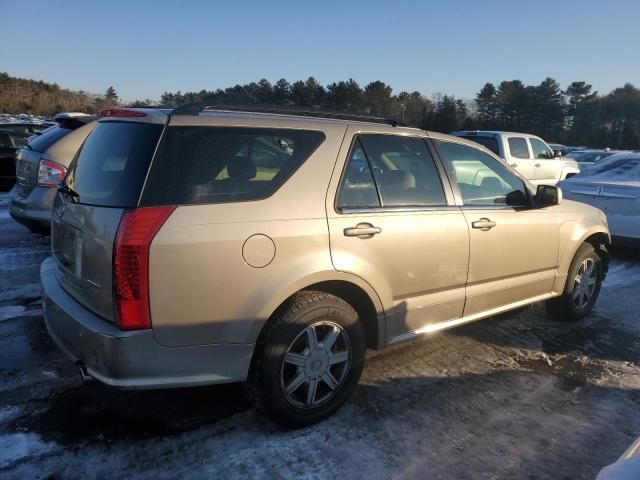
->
228, 156, 257, 180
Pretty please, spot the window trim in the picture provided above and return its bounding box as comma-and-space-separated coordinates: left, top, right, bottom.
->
334, 133, 455, 214
430, 138, 536, 209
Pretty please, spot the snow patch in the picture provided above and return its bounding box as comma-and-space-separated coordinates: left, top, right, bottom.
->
0, 305, 26, 322
0, 433, 57, 469
0, 283, 41, 302
0, 407, 19, 425
603, 261, 640, 288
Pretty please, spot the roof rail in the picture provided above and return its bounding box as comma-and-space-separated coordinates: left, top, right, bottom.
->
170, 102, 406, 127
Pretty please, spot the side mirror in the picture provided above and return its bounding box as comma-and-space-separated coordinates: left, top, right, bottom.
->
553, 149, 563, 158
536, 184, 562, 207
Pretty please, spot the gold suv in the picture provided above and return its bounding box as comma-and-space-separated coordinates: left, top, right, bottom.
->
42, 106, 610, 427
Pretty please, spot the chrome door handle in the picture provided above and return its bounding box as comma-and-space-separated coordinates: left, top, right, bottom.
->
535, 163, 542, 167
471, 218, 496, 230
344, 223, 382, 238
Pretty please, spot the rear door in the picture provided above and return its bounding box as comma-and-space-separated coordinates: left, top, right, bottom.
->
52, 119, 164, 322
327, 128, 469, 344
434, 139, 559, 315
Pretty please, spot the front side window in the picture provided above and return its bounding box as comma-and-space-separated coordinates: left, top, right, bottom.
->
142, 127, 325, 206
359, 135, 446, 207
530, 138, 554, 159
436, 141, 529, 207
508, 137, 530, 159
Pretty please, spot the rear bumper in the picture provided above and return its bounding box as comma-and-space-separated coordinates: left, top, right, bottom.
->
41, 257, 253, 389
8, 185, 56, 230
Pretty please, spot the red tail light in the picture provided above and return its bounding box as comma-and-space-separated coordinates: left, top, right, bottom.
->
113, 206, 175, 330
99, 108, 146, 118
37, 158, 67, 187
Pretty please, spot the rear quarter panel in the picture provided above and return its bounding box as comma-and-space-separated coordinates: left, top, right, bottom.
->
148, 121, 349, 347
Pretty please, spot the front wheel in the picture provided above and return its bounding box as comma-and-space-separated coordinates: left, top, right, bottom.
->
244, 291, 366, 427
547, 243, 604, 321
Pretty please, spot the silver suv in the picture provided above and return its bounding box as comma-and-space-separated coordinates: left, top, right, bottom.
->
43, 106, 610, 426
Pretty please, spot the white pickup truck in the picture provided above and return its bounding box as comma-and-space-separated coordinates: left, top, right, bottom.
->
451, 130, 580, 185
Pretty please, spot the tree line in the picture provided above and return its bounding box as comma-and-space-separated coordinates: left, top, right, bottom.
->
2, 72, 639, 149
158, 77, 640, 149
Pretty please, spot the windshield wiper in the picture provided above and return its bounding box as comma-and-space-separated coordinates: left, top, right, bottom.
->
57, 183, 80, 203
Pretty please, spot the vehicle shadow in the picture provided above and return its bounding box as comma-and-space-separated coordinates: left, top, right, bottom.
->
10, 380, 251, 445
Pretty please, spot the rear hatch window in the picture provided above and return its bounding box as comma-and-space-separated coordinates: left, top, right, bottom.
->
28, 126, 73, 153
65, 121, 163, 207
141, 127, 325, 206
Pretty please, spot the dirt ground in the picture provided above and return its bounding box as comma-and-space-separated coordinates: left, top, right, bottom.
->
0, 191, 639, 480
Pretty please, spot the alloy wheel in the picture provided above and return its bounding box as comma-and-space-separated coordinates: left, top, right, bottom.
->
280, 321, 351, 408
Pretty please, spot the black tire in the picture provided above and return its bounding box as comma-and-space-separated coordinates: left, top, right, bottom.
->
546, 243, 603, 321
244, 290, 366, 428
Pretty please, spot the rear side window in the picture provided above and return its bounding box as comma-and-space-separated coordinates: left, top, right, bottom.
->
141, 127, 325, 206
508, 137, 529, 159
28, 126, 72, 153
460, 135, 500, 156
65, 121, 163, 207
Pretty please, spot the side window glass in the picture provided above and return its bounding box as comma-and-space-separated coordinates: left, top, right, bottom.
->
508, 137, 529, 159
530, 138, 553, 159
436, 141, 529, 207
358, 134, 447, 207
336, 141, 381, 209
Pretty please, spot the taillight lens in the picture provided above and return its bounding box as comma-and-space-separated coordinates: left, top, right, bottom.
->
37, 158, 67, 187
113, 206, 175, 330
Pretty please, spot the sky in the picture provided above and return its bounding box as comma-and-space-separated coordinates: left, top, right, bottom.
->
1, 0, 638, 102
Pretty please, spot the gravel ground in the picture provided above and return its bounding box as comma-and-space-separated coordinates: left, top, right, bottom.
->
0, 191, 639, 480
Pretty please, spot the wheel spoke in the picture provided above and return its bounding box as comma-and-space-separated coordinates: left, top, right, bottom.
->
321, 371, 339, 390
329, 350, 349, 365
306, 378, 318, 406
306, 327, 319, 352
573, 287, 581, 300
285, 372, 307, 395
284, 352, 307, 367
574, 273, 583, 284
321, 326, 340, 351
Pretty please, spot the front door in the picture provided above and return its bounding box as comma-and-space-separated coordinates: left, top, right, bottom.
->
505, 135, 536, 181
327, 130, 469, 343
530, 137, 560, 184
435, 139, 560, 316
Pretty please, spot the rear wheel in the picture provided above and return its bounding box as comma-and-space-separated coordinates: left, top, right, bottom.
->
244, 291, 365, 427
547, 243, 603, 321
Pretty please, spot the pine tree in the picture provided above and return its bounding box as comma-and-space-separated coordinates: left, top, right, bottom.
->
104, 86, 119, 106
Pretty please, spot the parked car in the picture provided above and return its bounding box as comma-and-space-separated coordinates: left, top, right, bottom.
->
9, 116, 96, 232
548, 142, 572, 156
565, 149, 620, 169
596, 436, 640, 480
451, 130, 580, 185
42, 106, 610, 427
559, 153, 640, 247
0, 121, 54, 136
0, 129, 31, 189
